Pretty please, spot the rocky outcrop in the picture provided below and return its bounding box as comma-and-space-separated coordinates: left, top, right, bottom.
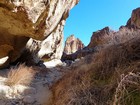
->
62, 26, 136, 61
0, 0, 79, 68
87, 27, 113, 48
26, 19, 65, 62
64, 35, 84, 54
62, 27, 112, 61
126, 7, 140, 29
62, 47, 94, 62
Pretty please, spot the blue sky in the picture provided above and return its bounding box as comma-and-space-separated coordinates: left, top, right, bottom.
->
64, 0, 140, 46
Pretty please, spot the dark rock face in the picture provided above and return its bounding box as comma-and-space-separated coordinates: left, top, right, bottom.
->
87, 27, 113, 48
126, 7, 140, 29
62, 47, 94, 61
64, 35, 84, 55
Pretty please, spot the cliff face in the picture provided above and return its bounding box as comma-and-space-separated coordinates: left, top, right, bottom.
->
87, 27, 113, 48
126, 7, 140, 29
26, 19, 65, 61
88, 7, 140, 50
64, 35, 84, 54
0, 0, 79, 68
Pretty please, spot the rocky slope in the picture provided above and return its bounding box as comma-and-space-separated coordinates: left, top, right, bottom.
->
0, 0, 79, 68
51, 8, 140, 104
52, 30, 140, 105
0, 63, 66, 105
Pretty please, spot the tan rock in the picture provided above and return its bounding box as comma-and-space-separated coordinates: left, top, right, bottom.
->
0, 56, 9, 66
64, 35, 84, 54
26, 20, 65, 61
0, 35, 29, 68
0, 0, 79, 68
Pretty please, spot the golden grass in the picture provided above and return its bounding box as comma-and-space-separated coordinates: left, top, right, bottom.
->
5, 64, 35, 86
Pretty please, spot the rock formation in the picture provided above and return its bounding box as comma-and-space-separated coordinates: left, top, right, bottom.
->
26, 19, 65, 62
64, 35, 84, 54
88, 7, 140, 49
62, 6, 140, 62
87, 27, 114, 48
0, 0, 79, 68
126, 7, 140, 29
62, 27, 113, 61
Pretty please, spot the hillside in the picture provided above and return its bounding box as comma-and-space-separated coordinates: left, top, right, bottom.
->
51, 28, 140, 105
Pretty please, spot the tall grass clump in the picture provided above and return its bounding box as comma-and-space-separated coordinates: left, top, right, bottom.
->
5, 64, 35, 86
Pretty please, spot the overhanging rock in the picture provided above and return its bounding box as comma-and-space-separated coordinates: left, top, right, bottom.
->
0, 0, 79, 68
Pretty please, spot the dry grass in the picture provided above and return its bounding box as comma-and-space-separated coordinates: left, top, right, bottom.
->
113, 72, 140, 105
94, 28, 139, 51
50, 63, 93, 105
50, 29, 140, 105
5, 64, 35, 86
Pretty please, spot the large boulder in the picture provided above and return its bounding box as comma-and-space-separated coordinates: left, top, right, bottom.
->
0, 0, 79, 68
26, 20, 65, 62
64, 35, 84, 54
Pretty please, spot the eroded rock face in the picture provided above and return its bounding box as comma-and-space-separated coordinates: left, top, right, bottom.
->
62, 27, 113, 61
62, 28, 112, 61
64, 35, 84, 54
87, 27, 113, 48
0, 0, 79, 68
0, 35, 29, 68
126, 7, 140, 29
26, 20, 65, 61
62, 35, 87, 61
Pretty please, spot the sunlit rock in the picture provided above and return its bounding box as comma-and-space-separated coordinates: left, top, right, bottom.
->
0, 0, 79, 68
